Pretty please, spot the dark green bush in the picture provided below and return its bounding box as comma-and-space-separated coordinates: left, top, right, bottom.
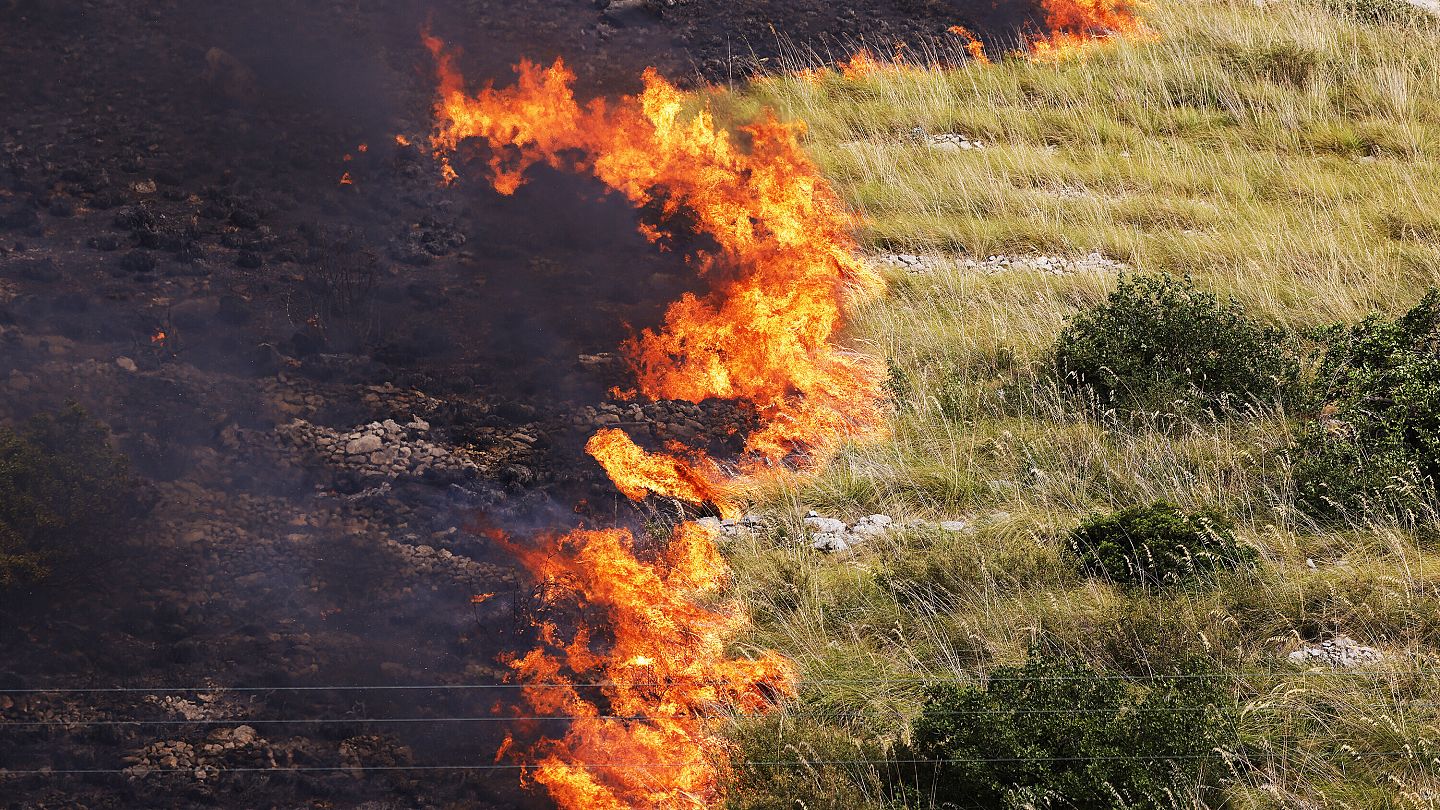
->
904, 652, 1235, 809
0, 405, 139, 586
1067, 501, 1256, 588
1055, 274, 1297, 413
1294, 290, 1440, 516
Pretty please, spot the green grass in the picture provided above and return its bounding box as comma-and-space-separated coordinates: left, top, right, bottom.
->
708, 0, 1440, 806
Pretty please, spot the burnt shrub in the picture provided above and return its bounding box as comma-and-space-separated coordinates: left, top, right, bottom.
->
1055, 273, 1296, 413
0, 406, 140, 586
1067, 501, 1256, 588
1294, 290, 1440, 516
903, 651, 1235, 809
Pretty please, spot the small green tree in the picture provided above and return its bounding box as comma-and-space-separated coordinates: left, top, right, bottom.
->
1056, 273, 1296, 413
905, 651, 1235, 809
0, 406, 139, 586
1067, 501, 1256, 588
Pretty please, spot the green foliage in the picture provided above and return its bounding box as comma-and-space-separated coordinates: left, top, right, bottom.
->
904, 651, 1235, 809
1055, 274, 1297, 414
0, 405, 138, 586
1067, 501, 1256, 588
1294, 290, 1440, 516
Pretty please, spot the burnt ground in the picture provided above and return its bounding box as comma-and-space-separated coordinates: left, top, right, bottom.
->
0, 1, 1039, 807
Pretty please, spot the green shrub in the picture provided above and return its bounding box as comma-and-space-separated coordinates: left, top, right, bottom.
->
1294, 290, 1440, 516
0, 405, 139, 586
904, 651, 1235, 809
1055, 273, 1297, 414
1067, 501, 1256, 588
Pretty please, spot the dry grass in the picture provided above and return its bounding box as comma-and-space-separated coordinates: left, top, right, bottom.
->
708, 0, 1440, 806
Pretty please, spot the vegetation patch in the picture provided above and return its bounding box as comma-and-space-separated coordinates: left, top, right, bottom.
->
1055, 273, 1297, 414
0, 405, 141, 586
1067, 501, 1256, 588
903, 651, 1236, 809
1295, 290, 1440, 516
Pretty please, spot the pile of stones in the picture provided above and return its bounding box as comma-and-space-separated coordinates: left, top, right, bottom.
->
123, 726, 276, 779
878, 252, 1125, 276
277, 417, 481, 483
1286, 636, 1385, 669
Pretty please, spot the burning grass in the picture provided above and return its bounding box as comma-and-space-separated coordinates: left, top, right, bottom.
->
709, 0, 1440, 805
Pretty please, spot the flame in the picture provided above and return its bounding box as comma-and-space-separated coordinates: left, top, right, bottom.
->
395, 133, 412, 146
358, 142, 369, 153
426, 36, 883, 809
339, 171, 353, 186
948, 25, 992, 65
585, 429, 735, 519
425, 40, 886, 469
502, 523, 798, 810
150, 330, 167, 345
1026, 0, 1156, 62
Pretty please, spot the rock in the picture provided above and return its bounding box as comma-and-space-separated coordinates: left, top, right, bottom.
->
938, 520, 970, 532
116, 356, 138, 372
1286, 636, 1384, 669
345, 434, 383, 455
810, 533, 850, 553
804, 515, 847, 534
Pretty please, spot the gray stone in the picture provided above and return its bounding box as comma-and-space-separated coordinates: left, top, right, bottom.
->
345, 434, 383, 455
804, 515, 847, 534
810, 533, 850, 553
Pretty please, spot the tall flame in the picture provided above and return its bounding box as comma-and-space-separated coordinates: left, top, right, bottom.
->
503, 524, 797, 809
426, 34, 885, 809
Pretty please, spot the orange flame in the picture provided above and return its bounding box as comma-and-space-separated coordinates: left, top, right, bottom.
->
1026, 0, 1156, 62
395, 133, 412, 146
426, 37, 882, 809
503, 523, 798, 809
339, 171, 353, 186
150, 330, 167, 345
585, 429, 735, 518
948, 25, 992, 65
425, 41, 886, 469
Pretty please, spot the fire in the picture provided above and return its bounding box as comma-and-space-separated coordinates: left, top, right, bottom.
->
395, 133, 411, 146
425, 39, 887, 469
1026, 0, 1156, 62
339, 171, 353, 186
948, 25, 991, 65
502, 523, 798, 809
425, 34, 883, 809
150, 329, 167, 345
584, 429, 734, 518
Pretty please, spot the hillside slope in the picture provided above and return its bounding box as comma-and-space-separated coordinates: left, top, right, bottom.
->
712, 0, 1440, 806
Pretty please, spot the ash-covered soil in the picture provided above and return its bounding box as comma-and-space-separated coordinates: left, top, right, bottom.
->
0, 1, 1034, 807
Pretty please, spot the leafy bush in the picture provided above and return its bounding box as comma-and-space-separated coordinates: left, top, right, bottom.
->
904, 651, 1235, 809
1055, 274, 1296, 413
0, 405, 139, 586
1294, 290, 1440, 516
1067, 501, 1256, 588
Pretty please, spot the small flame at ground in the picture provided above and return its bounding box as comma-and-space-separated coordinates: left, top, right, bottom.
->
584, 429, 734, 519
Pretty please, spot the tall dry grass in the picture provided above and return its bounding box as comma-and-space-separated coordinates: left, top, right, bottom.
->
707, 0, 1440, 806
